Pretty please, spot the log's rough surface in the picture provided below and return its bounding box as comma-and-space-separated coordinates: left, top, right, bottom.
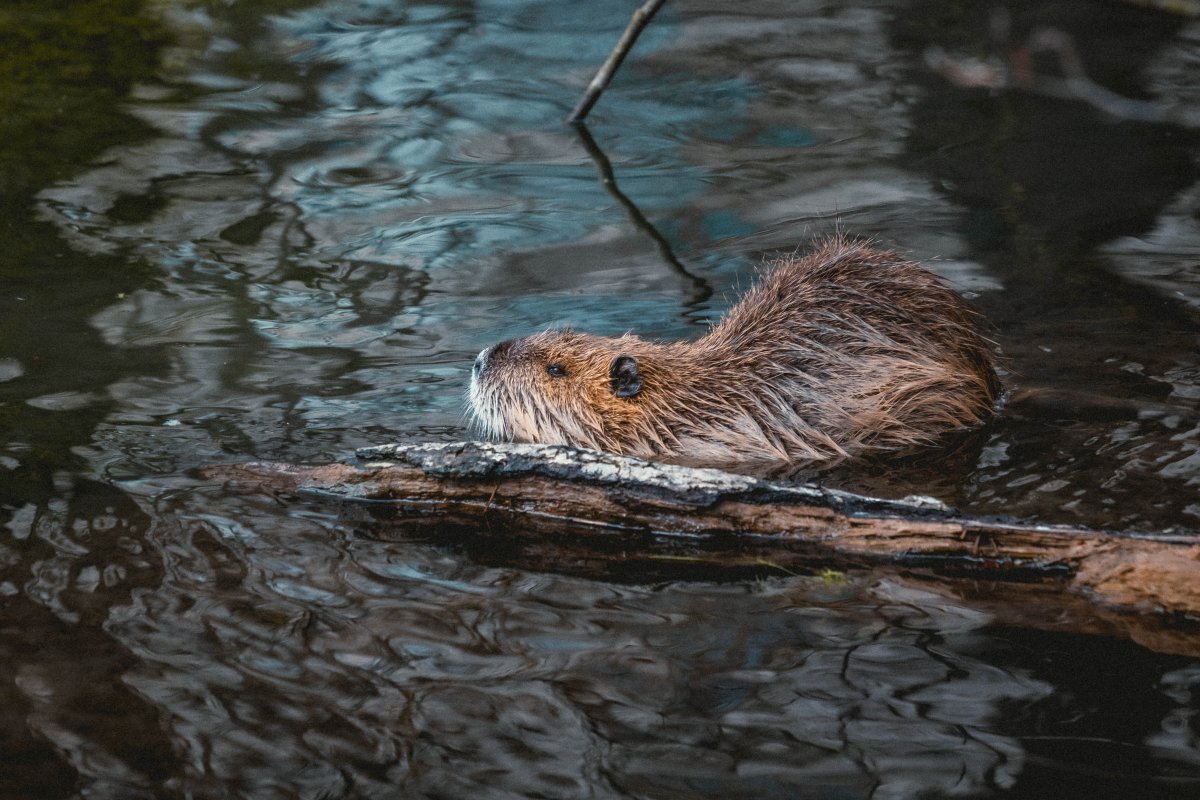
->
204, 441, 1200, 625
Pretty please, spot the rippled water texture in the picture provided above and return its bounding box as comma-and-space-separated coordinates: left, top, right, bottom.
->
3, 0, 1200, 797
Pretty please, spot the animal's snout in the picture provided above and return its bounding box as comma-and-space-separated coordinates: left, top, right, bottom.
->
472, 339, 515, 379
472, 347, 489, 377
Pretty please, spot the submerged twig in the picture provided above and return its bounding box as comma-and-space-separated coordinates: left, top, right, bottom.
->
573, 123, 713, 309
926, 9, 1200, 127
565, 0, 667, 123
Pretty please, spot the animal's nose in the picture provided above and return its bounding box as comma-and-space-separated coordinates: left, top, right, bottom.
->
472, 347, 490, 377
474, 340, 515, 377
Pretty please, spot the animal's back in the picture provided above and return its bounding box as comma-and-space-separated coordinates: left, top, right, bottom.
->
697, 238, 999, 458
711, 239, 984, 358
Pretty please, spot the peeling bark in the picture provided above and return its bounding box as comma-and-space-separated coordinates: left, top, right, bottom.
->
203, 441, 1200, 651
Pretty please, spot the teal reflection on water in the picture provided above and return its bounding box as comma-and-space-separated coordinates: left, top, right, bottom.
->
248, 0, 758, 266
701, 208, 756, 241
755, 124, 817, 148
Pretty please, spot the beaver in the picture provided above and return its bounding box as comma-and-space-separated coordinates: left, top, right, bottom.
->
468, 237, 1000, 468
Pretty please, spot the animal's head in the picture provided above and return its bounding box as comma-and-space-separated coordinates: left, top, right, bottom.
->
468, 329, 647, 449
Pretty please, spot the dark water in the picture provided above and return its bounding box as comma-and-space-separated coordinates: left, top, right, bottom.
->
3, 0, 1200, 797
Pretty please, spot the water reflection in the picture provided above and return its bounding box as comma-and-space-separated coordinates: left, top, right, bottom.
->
108, 489, 1062, 798
883, 1, 1200, 530
0, 481, 176, 798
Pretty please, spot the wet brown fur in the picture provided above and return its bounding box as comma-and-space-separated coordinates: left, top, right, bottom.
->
469, 237, 1000, 468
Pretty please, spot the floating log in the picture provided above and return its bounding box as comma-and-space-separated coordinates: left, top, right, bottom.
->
204, 442, 1200, 653
207, 443, 1198, 594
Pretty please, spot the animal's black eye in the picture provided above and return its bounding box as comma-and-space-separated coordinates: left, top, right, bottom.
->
546, 363, 567, 378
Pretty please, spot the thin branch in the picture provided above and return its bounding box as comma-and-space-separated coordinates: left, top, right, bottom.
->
565, 0, 668, 124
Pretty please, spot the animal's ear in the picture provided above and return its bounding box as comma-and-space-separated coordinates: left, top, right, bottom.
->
609, 355, 642, 398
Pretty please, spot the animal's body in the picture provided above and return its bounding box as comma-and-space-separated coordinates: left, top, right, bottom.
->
469, 238, 999, 468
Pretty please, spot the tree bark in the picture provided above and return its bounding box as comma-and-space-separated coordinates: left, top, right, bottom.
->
204, 442, 1200, 634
